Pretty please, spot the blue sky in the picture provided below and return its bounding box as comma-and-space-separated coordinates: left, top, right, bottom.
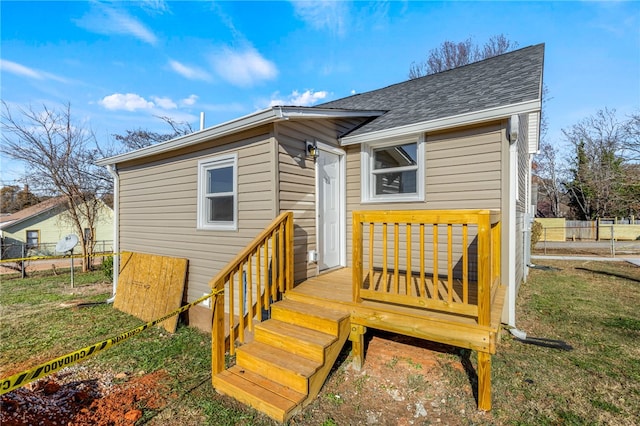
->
1, 0, 639, 185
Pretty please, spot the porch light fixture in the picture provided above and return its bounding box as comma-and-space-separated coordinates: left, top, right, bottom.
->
305, 140, 319, 160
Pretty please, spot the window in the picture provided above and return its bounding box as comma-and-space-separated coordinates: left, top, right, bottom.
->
197, 154, 237, 230
361, 137, 425, 202
84, 228, 94, 243
26, 230, 39, 248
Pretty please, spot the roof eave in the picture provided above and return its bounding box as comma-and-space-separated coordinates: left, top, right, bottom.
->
96, 106, 386, 166
278, 106, 386, 119
96, 107, 281, 166
340, 99, 542, 145
0, 202, 65, 229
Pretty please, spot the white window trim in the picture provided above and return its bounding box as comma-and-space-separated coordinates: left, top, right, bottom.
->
361, 135, 425, 203
197, 153, 238, 231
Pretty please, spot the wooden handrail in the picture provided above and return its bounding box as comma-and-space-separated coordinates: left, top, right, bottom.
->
352, 210, 501, 325
211, 211, 294, 375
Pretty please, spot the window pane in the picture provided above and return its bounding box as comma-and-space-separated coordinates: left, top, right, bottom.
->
374, 143, 417, 170
207, 166, 233, 193
207, 196, 234, 222
26, 231, 38, 247
374, 170, 417, 195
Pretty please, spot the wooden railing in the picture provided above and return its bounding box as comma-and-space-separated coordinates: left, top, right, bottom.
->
352, 210, 501, 326
211, 211, 294, 374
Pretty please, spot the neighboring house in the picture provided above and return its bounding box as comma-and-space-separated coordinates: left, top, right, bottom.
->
0, 196, 114, 258
99, 44, 543, 329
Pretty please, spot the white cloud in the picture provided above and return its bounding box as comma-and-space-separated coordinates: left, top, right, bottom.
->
291, 0, 349, 37
269, 90, 329, 107
75, 4, 157, 45
152, 96, 177, 110
98, 93, 195, 112
140, 0, 170, 15
1, 59, 43, 79
99, 93, 155, 111
0, 59, 69, 83
180, 95, 198, 106
169, 60, 211, 81
210, 46, 277, 87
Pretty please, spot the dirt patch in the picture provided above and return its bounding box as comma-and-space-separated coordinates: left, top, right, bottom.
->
0, 369, 170, 425
1, 332, 489, 426
293, 331, 492, 425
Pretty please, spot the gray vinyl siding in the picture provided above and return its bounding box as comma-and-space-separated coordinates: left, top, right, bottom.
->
117, 131, 276, 305
346, 122, 504, 268
515, 113, 530, 293
275, 118, 365, 282
516, 114, 529, 213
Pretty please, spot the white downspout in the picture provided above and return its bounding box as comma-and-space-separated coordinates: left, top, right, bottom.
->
106, 164, 119, 302
508, 142, 517, 326
507, 115, 519, 328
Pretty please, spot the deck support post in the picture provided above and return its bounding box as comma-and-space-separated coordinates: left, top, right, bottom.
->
349, 324, 367, 371
477, 351, 491, 411
211, 284, 226, 379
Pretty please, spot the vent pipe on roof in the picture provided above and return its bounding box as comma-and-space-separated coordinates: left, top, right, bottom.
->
200, 112, 205, 131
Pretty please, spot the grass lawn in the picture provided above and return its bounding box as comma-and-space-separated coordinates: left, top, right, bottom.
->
489, 260, 640, 425
0, 260, 638, 425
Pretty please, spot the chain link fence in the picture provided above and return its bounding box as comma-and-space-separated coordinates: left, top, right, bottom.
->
0, 240, 114, 276
1, 240, 114, 259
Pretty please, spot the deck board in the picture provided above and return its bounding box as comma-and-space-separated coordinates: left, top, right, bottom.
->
291, 268, 489, 326
287, 267, 505, 353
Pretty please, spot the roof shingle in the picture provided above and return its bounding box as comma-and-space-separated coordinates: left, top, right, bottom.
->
317, 44, 544, 137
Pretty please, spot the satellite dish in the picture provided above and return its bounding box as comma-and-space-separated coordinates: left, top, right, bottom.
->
56, 234, 79, 253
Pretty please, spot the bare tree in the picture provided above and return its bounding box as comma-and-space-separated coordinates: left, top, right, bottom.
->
409, 34, 518, 78
624, 112, 640, 162
563, 108, 629, 219
481, 34, 518, 59
114, 115, 193, 151
533, 140, 565, 217
1, 101, 113, 271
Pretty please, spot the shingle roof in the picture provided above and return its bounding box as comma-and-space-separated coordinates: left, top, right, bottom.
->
317, 44, 544, 138
0, 197, 67, 229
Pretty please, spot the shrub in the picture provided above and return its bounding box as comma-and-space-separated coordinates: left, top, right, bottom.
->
102, 256, 114, 280
531, 220, 543, 251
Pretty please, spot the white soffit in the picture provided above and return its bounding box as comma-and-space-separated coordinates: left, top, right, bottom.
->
340, 99, 542, 146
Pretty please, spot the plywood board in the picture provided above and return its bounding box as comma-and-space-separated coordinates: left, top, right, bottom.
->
114, 252, 189, 333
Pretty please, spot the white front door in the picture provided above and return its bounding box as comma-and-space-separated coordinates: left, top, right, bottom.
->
317, 149, 342, 270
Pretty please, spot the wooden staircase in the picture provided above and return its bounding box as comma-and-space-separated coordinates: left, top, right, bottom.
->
213, 299, 351, 422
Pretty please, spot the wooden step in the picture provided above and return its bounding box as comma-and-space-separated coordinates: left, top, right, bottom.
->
271, 299, 348, 335
235, 341, 320, 394
213, 365, 306, 423
254, 319, 337, 363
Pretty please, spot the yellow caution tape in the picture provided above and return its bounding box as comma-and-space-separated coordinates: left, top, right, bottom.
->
0, 252, 117, 264
0, 289, 223, 395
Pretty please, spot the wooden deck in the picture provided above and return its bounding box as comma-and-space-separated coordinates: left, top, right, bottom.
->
286, 267, 505, 354
211, 210, 506, 419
